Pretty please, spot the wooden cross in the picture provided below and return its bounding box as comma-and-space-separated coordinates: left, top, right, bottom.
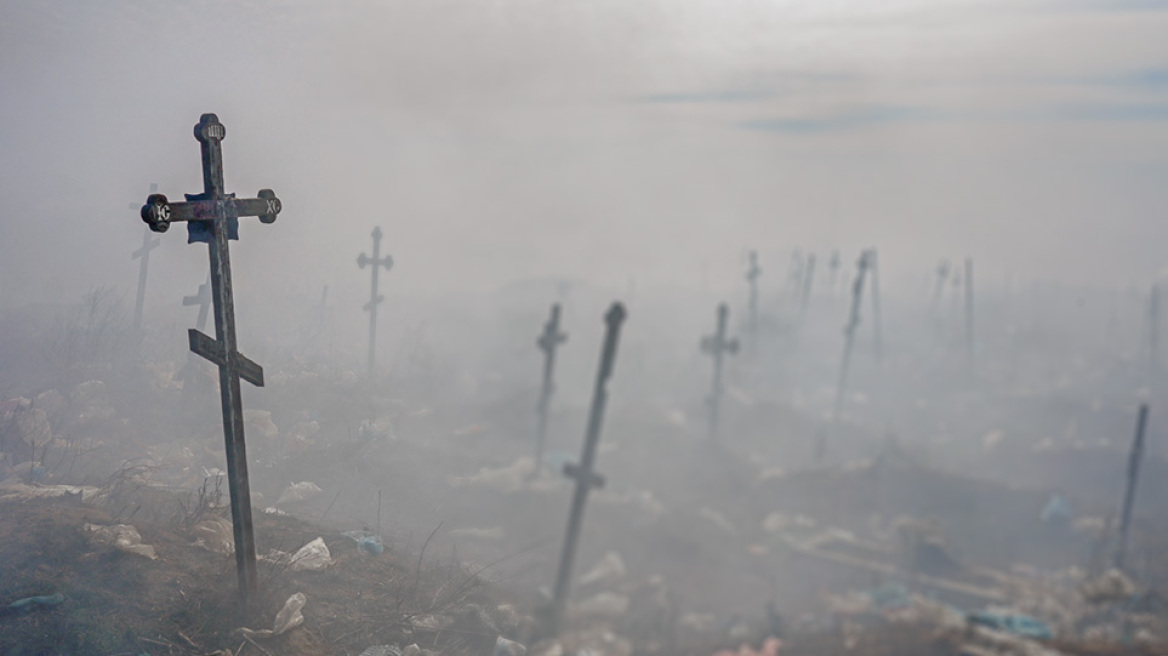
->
534, 303, 568, 478
550, 302, 627, 634
130, 183, 160, 329
183, 274, 212, 333
357, 227, 394, 381
700, 303, 739, 440
139, 113, 282, 607
745, 251, 761, 337
820, 249, 872, 462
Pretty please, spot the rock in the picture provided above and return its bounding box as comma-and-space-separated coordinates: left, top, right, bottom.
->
244, 409, 279, 438
192, 517, 234, 555
572, 592, 630, 620
578, 551, 626, 588
277, 481, 322, 505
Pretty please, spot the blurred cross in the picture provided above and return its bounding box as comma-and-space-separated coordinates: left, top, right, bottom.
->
129, 183, 160, 330
534, 303, 568, 478
701, 302, 739, 440
358, 227, 394, 382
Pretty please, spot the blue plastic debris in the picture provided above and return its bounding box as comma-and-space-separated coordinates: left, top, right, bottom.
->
968, 610, 1053, 640
2, 593, 65, 616
342, 530, 384, 556
1040, 494, 1073, 525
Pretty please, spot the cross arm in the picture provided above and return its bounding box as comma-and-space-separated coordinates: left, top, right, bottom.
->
132, 237, 160, 259
188, 329, 265, 387
141, 190, 281, 233
563, 462, 606, 489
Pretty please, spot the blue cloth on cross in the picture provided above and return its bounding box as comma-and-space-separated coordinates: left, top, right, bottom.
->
188, 218, 239, 243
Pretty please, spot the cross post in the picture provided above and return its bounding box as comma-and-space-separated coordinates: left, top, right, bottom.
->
534, 303, 568, 478
869, 249, 882, 361
183, 274, 213, 333
827, 250, 840, 296
800, 253, 817, 321
358, 227, 394, 382
139, 114, 282, 608
930, 260, 950, 320
1116, 403, 1150, 570
745, 251, 761, 338
130, 183, 160, 330
700, 303, 739, 441
550, 302, 627, 635
820, 249, 872, 462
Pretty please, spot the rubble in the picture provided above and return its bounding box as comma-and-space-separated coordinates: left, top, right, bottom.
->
85, 523, 157, 559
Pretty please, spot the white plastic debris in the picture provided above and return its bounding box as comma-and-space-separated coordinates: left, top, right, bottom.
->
85, 523, 157, 559
239, 592, 306, 638
358, 646, 402, 656
571, 592, 629, 619
449, 526, 507, 540
447, 457, 535, 493
410, 614, 454, 631
0, 484, 100, 502
277, 481, 322, 505
577, 551, 626, 587
289, 537, 334, 571
494, 636, 527, 656
193, 517, 234, 555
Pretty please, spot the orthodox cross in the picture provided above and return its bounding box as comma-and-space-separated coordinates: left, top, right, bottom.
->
139, 113, 282, 607
745, 251, 761, 337
534, 303, 568, 478
130, 183, 160, 329
820, 249, 872, 461
550, 302, 627, 634
183, 274, 212, 333
700, 303, 739, 440
358, 227, 394, 381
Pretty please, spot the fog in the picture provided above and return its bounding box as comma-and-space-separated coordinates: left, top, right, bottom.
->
4, 1, 1168, 655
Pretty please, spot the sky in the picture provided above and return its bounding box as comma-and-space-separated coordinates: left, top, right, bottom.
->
1, 0, 1167, 308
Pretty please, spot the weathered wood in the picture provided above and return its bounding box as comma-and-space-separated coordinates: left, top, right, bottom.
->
139, 114, 282, 608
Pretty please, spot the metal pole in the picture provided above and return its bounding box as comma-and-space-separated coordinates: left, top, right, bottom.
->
551, 302, 626, 634
1116, 403, 1149, 570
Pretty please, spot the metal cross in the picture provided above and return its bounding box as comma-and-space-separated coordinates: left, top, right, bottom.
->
868, 250, 882, 361
358, 227, 394, 381
745, 251, 761, 337
139, 113, 282, 607
964, 258, 974, 373
827, 250, 840, 296
534, 303, 568, 478
1116, 403, 1150, 570
130, 183, 160, 329
820, 249, 872, 461
701, 303, 739, 441
550, 302, 627, 635
800, 253, 817, 321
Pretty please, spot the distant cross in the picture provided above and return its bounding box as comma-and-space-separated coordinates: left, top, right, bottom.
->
827, 250, 840, 296
130, 183, 160, 329
745, 251, 761, 337
534, 303, 568, 478
800, 253, 817, 321
550, 302, 627, 635
700, 303, 739, 441
820, 249, 872, 461
964, 258, 975, 373
358, 227, 394, 381
930, 260, 951, 319
139, 113, 283, 607
1116, 403, 1150, 570
787, 249, 804, 300
868, 250, 882, 361
183, 274, 212, 333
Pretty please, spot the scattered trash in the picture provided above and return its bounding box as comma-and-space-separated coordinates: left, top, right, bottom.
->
1079, 568, 1138, 603
712, 637, 781, 656
449, 526, 507, 540
577, 550, 626, 587
1040, 494, 1073, 526
0, 484, 100, 503
243, 409, 279, 438
968, 610, 1054, 641
448, 457, 536, 493
410, 613, 454, 631
192, 517, 234, 555
85, 523, 157, 559
0, 593, 65, 617
238, 592, 306, 638
571, 592, 630, 619
494, 635, 526, 656
289, 537, 334, 571
342, 530, 384, 555
277, 481, 322, 505
359, 645, 402, 656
